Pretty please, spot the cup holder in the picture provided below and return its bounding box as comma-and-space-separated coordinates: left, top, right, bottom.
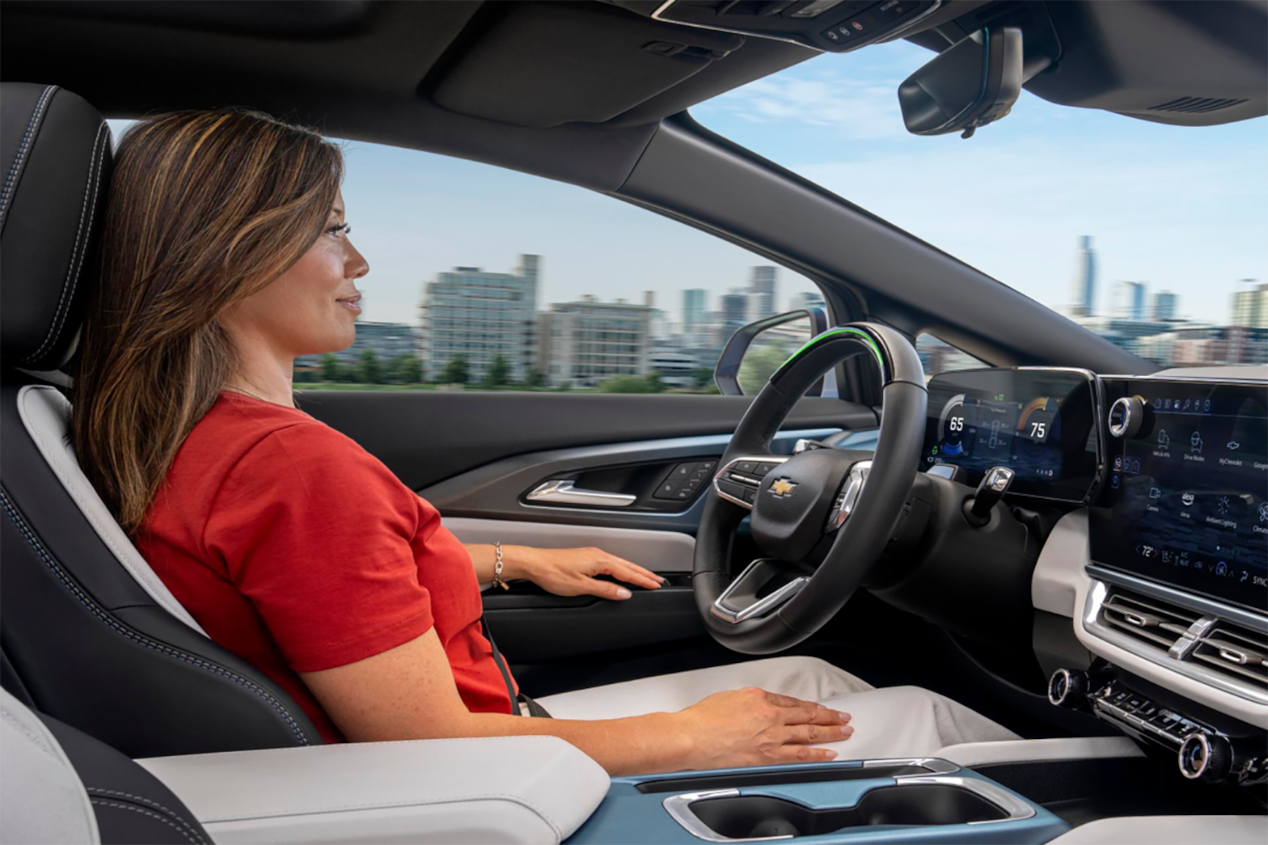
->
664, 776, 1034, 842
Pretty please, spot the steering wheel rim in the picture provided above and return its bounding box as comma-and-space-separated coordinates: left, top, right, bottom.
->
692, 322, 928, 655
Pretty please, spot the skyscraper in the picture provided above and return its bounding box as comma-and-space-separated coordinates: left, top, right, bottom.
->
1151, 291, 1178, 321
682, 288, 707, 333
420, 254, 539, 383
1115, 281, 1147, 321
1231, 281, 1268, 328
750, 266, 777, 321
793, 291, 826, 312
1071, 236, 1096, 318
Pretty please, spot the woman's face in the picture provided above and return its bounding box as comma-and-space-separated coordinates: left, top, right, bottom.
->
224, 189, 370, 358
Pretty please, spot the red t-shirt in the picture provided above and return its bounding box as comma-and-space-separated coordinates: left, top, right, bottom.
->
136, 390, 516, 743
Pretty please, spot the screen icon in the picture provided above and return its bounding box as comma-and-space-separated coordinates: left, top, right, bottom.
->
1157, 430, 1170, 449
1204, 399, 1211, 412
1114, 456, 1122, 469
1182, 399, 1191, 410
1149, 487, 1161, 499
1181, 492, 1195, 507
1216, 561, 1228, 576
1111, 474, 1121, 489
1218, 496, 1231, 515
1190, 431, 1203, 454
1227, 440, 1241, 451
1259, 502, 1268, 523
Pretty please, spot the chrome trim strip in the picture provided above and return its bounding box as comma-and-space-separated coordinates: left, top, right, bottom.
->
894, 776, 1035, 824
662, 790, 792, 843
710, 559, 808, 624
1087, 566, 1268, 631
1099, 373, 1267, 385
1082, 572, 1268, 706
650, 0, 944, 55
863, 757, 960, 776
826, 459, 871, 531
525, 479, 636, 507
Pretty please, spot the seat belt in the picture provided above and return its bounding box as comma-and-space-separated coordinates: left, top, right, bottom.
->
480, 618, 550, 718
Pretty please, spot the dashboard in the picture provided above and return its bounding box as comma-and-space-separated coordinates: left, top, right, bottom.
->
922, 367, 1102, 503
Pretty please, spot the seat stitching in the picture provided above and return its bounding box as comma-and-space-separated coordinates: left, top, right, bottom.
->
22, 121, 109, 364
0, 486, 311, 746
90, 799, 203, 845
0, 709, 57, 758
0, 84, 57, 232
86, 788, 205, 843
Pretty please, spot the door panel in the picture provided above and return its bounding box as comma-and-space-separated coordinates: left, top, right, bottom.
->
297, 391, 876, 490
303, 390, 880, 688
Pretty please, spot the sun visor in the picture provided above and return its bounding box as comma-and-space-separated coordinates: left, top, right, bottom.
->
428, 2, 744, 128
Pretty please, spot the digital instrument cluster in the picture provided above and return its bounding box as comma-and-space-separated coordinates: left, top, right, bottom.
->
1089, 378, 1267, 612
922, 368, 1101, 502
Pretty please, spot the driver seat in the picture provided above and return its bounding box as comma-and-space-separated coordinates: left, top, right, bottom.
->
0, 82, 322, 758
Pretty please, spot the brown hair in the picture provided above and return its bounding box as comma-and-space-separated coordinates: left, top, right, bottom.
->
71, 109, 343, 539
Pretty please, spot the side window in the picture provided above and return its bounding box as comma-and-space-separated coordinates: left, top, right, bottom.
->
287, 139, 825, 394
916, 334, 988, 381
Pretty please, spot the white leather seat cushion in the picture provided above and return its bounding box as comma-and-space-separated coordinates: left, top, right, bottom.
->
1, 689, 100, 845
1045, 815, 1267, 844
16, 384, 204, 633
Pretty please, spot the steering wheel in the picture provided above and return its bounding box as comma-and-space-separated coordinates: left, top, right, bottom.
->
694, 323, 928, 654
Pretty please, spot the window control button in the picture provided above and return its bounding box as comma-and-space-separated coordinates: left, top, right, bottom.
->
654, 479, 683, 499
673, 462, 698, 478
698, 460, 718, 472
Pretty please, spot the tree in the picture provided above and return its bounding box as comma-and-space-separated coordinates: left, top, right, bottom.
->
440, 355, 469, 385
523, 370, 546, 389
481, 353, 511, 389
393, 354, 423, 384
692, 367, 715, 390
357, 348, 382, 384
598, 373, 665, 394
320, 354, 342, 383
737, 345, 789, 395
645, 372, 665, 393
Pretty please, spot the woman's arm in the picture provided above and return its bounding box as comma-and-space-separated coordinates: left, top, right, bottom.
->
464, 543, 664, 600
300, 630, 852, 777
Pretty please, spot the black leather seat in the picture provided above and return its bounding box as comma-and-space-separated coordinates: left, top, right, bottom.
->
0, 82, 322, 758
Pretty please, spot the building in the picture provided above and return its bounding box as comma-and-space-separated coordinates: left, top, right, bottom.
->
651, 350, 699, 389
1151, 291, 1178, 321
537, 295, 652, 388
420, 255, 538, 383
1071, 235, 1097, 318
718, 288, 750, 343
792, 290, 826, 313
1115, 281, 1147, 321
682, 288, 708, 333
1139, 326, 1268, 367
750, 266, 777, 321
1231, 281, 1268, 328
1073, 316, 1179, 357
295, 321, 420, 372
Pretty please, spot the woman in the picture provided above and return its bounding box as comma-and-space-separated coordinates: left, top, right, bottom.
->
72, 110, 1014, 776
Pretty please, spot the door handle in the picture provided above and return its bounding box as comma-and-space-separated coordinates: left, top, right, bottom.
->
525, 480, 636, 508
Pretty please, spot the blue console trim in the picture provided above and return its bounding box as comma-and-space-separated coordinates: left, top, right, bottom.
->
566, 761, 1069, 845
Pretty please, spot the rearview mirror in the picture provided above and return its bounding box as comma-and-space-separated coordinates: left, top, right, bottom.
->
714, 308, 834, 397
898, 26, 1023, 139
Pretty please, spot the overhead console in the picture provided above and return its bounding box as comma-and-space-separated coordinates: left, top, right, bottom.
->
647, 0, 943, 53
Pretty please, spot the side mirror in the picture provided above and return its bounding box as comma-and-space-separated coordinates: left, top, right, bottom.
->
898, 26, 1024, 139
714, 308, 835, 397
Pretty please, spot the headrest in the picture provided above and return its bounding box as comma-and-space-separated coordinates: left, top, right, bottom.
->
1, 83, 111, 371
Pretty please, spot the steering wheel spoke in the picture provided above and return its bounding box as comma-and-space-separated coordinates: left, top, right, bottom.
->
824, 459, 872, 533
709, 558, 809, 625
711, 454, 790, 509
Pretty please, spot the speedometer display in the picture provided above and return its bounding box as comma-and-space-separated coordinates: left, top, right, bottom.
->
923, 369, 1101, 502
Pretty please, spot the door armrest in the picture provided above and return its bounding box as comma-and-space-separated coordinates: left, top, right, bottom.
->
138, 736, 609, 844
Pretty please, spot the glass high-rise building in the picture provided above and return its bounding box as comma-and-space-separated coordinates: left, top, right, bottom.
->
750, 266, 777, 321
1115, 281, 1147, 321
420, 254, 539, 383
1151, 291, 1178, 321
1231, 282, 1268, 328
1071, 236, 1096, 317
682, 288, 707, 333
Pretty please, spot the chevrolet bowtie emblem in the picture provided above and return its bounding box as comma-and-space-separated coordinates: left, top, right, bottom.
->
769, 478, 798, 498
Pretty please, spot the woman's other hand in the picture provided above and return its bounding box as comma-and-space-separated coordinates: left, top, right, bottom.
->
509, 545, 663, 600
674, 687, 854, 769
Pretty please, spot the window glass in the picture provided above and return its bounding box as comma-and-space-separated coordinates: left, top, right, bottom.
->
916, 334, 988, 381
315, 143, 824, 394
694, 41, 1267, 368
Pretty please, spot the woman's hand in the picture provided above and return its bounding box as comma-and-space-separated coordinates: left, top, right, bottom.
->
507, 545, 664, 600
672, 687, 853, 769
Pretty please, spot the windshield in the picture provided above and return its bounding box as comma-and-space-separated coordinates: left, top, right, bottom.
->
695, 40, 1268, 369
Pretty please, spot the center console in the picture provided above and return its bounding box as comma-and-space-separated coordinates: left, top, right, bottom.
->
568, 757, 1069, 844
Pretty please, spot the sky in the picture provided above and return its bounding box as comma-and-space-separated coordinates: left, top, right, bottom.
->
108, 38, 1267, 328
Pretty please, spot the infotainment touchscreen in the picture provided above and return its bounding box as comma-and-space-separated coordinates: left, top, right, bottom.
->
1089, 379, 1267, 613
922, 368, 1100, 502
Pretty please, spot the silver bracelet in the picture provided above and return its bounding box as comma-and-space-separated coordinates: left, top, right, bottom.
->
492, 541, 509, 590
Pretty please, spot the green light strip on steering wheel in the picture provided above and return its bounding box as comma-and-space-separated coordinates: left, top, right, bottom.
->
783, 326, 885, 377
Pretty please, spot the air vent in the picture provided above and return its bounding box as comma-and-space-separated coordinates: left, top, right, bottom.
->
1100, 588, 1201, 652
1148, 97, 1249, 114
1192, 624, 1268, 691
